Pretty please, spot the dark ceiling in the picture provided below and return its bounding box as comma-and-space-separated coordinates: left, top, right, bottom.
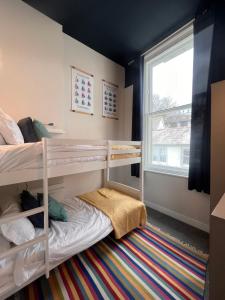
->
23, 0, 207, 66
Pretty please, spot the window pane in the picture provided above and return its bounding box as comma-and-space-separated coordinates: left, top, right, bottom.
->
145, 30, 193, 175
182, 148, 190, 166
151, 48, 193, 112
151, 107, 191, 169
152, 146, 167, 164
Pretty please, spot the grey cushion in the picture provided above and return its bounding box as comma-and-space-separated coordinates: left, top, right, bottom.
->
18, 117, 39, 143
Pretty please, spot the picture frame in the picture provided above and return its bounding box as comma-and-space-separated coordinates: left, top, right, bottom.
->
102, 80, 118, 119
71, 66, 94, 115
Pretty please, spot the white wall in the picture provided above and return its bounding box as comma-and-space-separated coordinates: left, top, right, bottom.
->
0, 0, 125, 138
144, 172, 209, 232
117, 86, 210, 232
0, 0, 125, 195
63, 34, 124, 139
0, 0, 64, 128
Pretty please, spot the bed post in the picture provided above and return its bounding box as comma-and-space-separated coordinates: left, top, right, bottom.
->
43, 138, 49, 278
104, 140, 110, 187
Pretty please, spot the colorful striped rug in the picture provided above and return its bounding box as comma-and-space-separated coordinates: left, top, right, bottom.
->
10, 224, 208, 300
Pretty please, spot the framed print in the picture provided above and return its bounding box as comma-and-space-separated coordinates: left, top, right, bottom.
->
71, 67, 94, 115
102, 80, 118, 119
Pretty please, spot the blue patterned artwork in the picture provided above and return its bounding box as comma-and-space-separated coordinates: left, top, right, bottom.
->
71, 67, 94, 114
102, 80, 118, 119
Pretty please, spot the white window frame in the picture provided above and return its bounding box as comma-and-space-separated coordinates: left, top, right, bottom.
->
143, 23, 193, 177
181, 146, 190, 167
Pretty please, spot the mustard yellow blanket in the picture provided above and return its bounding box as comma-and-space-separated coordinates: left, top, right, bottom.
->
79, 188, 147, 239
111, 153, 141, 160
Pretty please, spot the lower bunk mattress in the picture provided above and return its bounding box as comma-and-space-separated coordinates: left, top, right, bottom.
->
0, 196, 113, 295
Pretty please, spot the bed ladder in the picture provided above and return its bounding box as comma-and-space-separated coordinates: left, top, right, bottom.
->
0, 141, 50, 287
0, 206, 49, 277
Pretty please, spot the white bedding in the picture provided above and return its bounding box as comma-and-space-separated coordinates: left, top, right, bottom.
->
0, 196, 112, 291
0, 142, 107, 173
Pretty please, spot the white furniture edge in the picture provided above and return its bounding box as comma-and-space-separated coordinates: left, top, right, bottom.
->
211, 193, 225, 220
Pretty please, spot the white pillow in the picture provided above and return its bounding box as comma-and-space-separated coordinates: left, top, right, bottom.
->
0, 196, 35, 245
0, 108, 24, 144
1, 219, 35, 245
0, 133, 6, 145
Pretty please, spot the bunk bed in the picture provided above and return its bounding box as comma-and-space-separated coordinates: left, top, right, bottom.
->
0, 138, 144, 299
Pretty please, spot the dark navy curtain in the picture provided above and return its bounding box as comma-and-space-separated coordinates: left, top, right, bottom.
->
188, 2, 225, 193
125, 56, 144, 177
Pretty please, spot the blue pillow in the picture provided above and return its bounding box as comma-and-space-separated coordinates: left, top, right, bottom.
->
37, 193, 67, 222
33, 119, 50, 140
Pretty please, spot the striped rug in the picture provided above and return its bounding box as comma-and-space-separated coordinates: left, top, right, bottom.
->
10, 224, 208, 300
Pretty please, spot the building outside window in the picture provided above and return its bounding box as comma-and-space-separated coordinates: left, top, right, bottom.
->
144, 25, 193, 176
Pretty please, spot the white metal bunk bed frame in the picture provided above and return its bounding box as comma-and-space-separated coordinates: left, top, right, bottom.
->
0, 138, 143, 299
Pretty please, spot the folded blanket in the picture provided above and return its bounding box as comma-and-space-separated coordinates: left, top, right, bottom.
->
79, 188, 147, 239
112, 145, 139, 150
111, 153, 141, 160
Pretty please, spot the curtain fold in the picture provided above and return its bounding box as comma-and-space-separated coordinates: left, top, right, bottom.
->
125, 56, 144, 177
188, 2, 225, 194
188, 9, 214, 194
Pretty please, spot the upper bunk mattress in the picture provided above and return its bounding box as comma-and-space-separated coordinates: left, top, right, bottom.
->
0, 142, 107, 173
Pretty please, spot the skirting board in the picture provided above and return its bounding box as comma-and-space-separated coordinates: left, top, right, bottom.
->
146, 201, 209, 233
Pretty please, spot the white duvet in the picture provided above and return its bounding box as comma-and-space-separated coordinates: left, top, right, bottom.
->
0, 197, 112, 291
0, 142, 107, 173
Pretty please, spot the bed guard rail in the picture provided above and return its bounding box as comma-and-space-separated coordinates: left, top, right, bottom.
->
105, 140, 144, 201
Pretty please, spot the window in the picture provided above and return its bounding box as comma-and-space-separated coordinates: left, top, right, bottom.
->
144, 25, 193, 176
182, 147, 190, 166
152, 146, 167, 164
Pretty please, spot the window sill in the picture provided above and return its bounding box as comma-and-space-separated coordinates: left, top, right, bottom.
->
144, 168, 188, 179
